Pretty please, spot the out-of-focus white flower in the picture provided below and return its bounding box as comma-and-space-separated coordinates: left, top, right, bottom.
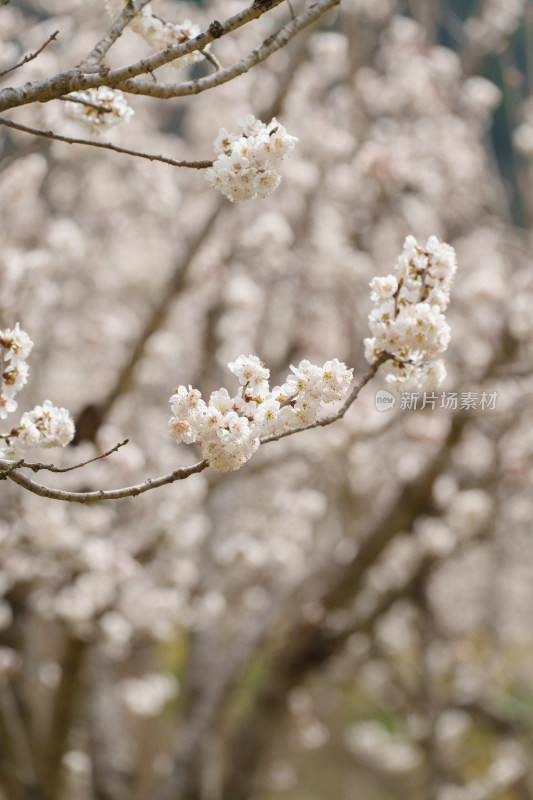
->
345, 720, 424, 774
364, 235, 457, 391
119, 672, 179, 717
64, 87, 134, 134
513, 96, 533, 159
205, 115, 298, 202
461, 76, 502, 117
465, 0, 526, 54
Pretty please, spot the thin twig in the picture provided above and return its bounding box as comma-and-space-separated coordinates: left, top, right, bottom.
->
58, 94, 112, 112
0, 115, 213, 168
0, 30, 59, 79
151, 14, 224, 71
80, 0, 152, 72
259, 353, 391, 445
15, 439, 129, 474
202, 49, 223, 71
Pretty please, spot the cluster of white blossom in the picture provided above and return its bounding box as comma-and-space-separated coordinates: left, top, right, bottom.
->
0, 324, 75, 458
105, 0, 204, 69
205, 115, 298, 202
0, 322, 32, 419
364, 235, 457, 391
64, 87, 134, 134
465, 0, 526, 53
169, 355, 353, 472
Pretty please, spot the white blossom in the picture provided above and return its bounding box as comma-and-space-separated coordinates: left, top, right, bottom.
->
1, 325, 75, 455
18, 401, 75, 449
1, 323, 33, 421
118, 672, 179, 717
105, 1, 204, 68
365, 236, 457, 391
169, 356, 354, 472
205, 116, 298, 202
0, 322, 33, 362
64, 87, 134, 134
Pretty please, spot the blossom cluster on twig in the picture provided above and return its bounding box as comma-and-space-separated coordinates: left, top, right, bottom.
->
0, 324, 75, 459
205, 114, 298, 202
365, 235, 458, 391
64, 87, 134, 134
169, 356, 354, 472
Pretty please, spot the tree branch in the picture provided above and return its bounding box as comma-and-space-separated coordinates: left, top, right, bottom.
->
11, 440, 129, 474
79, 0, 152, 72
114, 0, 340, 100
0, 116, 213, 168
0, 30, 59, 79
3, 353, 389, 503
2, 458, 209, 503
0, 0, 287, 112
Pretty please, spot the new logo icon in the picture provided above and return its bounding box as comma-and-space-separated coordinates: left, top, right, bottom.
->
375, 389, 396, 412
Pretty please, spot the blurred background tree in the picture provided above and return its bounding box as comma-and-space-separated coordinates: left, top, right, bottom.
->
1, 1, 533, 800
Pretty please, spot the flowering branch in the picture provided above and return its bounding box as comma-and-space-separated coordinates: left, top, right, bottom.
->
0, 30, 59, 79
0, 236, 457, 502
2, 358, 380, 502
0, 116, 213, 169
0, 0, 287, 112
259, 352, 392, 444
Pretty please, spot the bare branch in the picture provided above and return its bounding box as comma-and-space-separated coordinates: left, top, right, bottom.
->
15, 440, 130, 474
0, 30, 59, 79
0, 116, 213, 169
80, 0, 152, 72
57, 94, 113, 113
2, 458, 209, 503
0, 459, 24, 478
0, 0, 287, 112
114, 0, 340, 100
